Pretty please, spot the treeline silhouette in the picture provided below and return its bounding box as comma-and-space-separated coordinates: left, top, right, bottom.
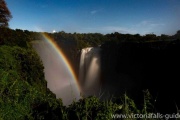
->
1, 27, 179, 77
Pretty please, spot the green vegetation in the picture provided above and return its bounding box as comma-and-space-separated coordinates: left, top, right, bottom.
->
0, 45, 65, 119
0, 43, 159, 120
1, 0, 180, 119
1, 27, 180, 119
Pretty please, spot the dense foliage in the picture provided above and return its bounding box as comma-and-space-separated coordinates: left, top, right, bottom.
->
2, 1, 180, 119
0, 45, 67, 119
0, 24, 180, 119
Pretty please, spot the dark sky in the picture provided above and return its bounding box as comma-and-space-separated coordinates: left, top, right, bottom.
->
6, 0, 180, 35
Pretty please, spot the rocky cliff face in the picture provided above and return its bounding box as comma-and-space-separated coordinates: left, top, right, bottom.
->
100, 40, 180, 113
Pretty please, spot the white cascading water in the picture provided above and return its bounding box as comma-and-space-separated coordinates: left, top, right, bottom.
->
79, 47, 101, 96
33, 41, 80, 105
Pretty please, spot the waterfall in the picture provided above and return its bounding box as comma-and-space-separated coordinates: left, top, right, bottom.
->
79, 47, 101, 96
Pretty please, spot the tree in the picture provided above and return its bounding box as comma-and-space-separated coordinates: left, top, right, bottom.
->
0, 0, 12, 27
174, 30, 180, 39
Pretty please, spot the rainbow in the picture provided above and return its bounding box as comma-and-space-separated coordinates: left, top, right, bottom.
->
40, 32, 81, 93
